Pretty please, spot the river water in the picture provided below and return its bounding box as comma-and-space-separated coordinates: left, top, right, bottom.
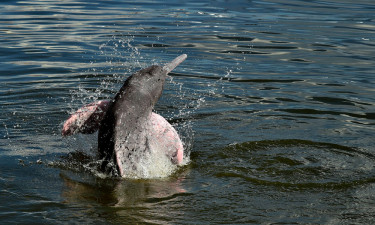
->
1, 0, 375, 224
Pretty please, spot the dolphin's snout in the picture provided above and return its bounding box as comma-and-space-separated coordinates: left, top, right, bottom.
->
163, 54, 187, 74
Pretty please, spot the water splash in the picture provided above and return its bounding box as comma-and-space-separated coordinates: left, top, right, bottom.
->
63, 35, 195, 178
68, 35, 144, 111
62, 35, 241, 178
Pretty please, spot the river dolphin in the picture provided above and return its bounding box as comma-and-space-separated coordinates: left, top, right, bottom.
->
62, 54, 187, 177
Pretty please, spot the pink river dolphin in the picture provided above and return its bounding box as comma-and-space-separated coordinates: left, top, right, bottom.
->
61, 54, 187, 177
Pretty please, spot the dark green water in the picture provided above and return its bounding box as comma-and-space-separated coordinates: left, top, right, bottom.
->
1, 0, 375, 224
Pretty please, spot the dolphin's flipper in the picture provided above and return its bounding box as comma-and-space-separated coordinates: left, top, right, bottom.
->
62, 100, 111, 136
62, 100, 184, 165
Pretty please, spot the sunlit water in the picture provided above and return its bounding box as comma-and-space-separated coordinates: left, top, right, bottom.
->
1, 0, 375, 224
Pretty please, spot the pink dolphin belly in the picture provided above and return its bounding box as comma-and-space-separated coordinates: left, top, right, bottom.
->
150, 113, 184, 164
62, 100, 183, 165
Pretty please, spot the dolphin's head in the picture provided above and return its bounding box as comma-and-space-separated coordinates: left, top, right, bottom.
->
122, 54, 187, 107
128, 65, 167, 105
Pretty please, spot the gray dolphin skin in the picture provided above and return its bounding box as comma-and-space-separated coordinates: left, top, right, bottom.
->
98, 54, 187, 176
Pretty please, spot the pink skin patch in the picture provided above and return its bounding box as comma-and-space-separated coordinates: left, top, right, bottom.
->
61, 100, 110, 136
150, 113, 184, 164
62, 100, 183, 165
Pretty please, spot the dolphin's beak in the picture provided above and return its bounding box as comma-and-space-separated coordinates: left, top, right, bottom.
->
163, 54, 187, 74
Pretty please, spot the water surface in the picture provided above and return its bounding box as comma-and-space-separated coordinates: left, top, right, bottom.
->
1, 0, 375, 224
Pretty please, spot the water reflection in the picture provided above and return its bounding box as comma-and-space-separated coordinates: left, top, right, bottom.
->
60, 170, 189, 223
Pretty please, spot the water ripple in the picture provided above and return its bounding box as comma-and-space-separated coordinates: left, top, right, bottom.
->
206, 139, 375, 190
